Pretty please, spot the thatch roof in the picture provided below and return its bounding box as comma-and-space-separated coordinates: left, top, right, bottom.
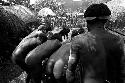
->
0, 6, 26, 37
2, 5, 37, 24
0, 6, 29, 58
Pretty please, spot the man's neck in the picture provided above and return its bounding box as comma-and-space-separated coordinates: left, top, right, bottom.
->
88, 22, 105, 31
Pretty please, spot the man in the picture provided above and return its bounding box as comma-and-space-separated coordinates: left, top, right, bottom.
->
45, 15, 52, 32
78, 27, 85, 35
71, 29, 79, 38
59, 27, 70, 39
46, 43, 70, 83
24, 38, 62, 83
66, 3, 125, 83
45, 29, 80, 83
12, 28, 48, 83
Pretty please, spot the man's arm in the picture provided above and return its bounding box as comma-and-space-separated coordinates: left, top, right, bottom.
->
118, 37, 125, 81
68, 37, 81, 72
66, 36, 81, 82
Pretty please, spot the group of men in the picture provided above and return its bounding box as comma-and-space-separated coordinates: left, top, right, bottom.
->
12, 3, 125, 83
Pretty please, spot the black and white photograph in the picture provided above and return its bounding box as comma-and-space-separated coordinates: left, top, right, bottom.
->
0, 0, 125, 83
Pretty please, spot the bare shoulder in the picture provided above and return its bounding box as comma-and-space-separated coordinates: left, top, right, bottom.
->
107, 29, 124, 43
72, 32, 88, 41
71, 32, 94, 47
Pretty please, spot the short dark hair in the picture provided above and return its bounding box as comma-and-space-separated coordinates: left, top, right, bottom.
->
84, 3, 111, 18
84, 3, 111, 25
49, 33, 62, 42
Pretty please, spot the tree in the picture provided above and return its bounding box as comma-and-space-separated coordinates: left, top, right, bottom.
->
81, 0, 111, 10
7, 0, 30, 7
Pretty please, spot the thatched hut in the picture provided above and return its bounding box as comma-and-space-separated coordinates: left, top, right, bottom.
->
2, 5, 39, 30
2, 5, 37, 23
0, 6, 29, 61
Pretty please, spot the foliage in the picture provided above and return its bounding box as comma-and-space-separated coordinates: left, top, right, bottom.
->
7, 0, 30, 7
105, 0, 125, 34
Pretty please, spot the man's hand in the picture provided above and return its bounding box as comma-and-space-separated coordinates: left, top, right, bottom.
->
62, 35, 68, 42
23, 29, 42, 40
66, 69, 75, 83
20, 29, 44, 45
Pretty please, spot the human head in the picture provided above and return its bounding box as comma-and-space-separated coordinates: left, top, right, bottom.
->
49, 33, 62, 42
47, 15, 51, 18
71, 30, 79, 38
84, 3, 111, 26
